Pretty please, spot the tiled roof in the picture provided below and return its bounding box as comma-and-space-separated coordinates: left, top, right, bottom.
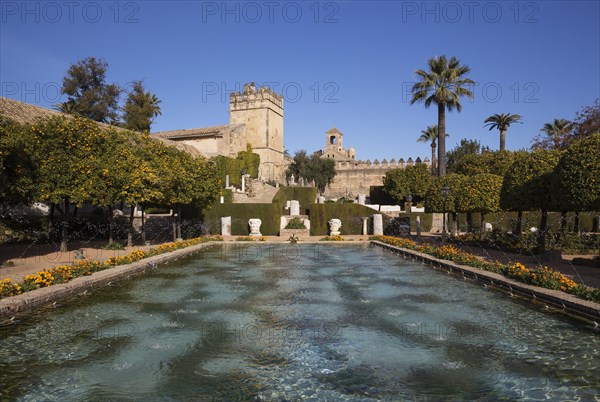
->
0, 97, 204, 157
153, 125, 228, 139
1, 97, 71, 125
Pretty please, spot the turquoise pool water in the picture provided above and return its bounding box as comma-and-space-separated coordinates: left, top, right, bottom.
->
1, 243, 599, 401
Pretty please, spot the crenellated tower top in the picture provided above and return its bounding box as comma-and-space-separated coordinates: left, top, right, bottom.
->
229, 82, 283, 113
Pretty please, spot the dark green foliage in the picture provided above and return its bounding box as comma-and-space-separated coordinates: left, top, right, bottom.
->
383, 164, 432, 204
202, 204, 281, 235
285, 217, 306, 229
369, 186, 396, 205
446, 138, 481, 173
0, 117, 36, 210
309, 204, 392, 235
451, 150, 526, 177
122, 81, 161, 133
286, 150, 336, 192
222, 189, 233, 204
60, 57, 122, 123
449, 211, 599, 233
384, 217, 411, 236
554, 133, 600, 212
212, 145, 260, 188
272, 187, 317, 214
424, 174, 467, 213
500, 150, 561, 212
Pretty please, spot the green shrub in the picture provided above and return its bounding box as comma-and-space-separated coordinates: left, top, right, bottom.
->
309, 204, 392, 235
272, 187, 317, 214
285, 217, 306, 229
369, 186, 396, 205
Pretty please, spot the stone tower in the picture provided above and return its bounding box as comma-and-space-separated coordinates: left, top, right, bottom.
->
229, 82, 285, 181
321, 127, 355, 161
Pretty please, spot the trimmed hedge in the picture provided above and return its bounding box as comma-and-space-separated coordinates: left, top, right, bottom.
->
272, 187, 318, 214
369, 186, 396, 205
202, 204, 282, 235
450, 211, 600, 233
309, 204, 392, 235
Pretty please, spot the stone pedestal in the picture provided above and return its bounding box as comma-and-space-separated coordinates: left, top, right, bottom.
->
318, 196, 325, 204
373, 214, 383, 235
290, 200, 300, 216
362, 217, 369, 235
249, 218, 262, 237
329, 219, 342, 236
358, 194, 366, 205
221, 216, 231, 236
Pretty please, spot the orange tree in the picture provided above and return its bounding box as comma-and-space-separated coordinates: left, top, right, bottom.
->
150, 144, 220, 241
554, 133, 600, 232
501, 150, 561, 249
383, 163, 432, 207
424, 174, 467, 235
32, 116, 116, 252
457, 173, 503, 241
0, 117, 36, 212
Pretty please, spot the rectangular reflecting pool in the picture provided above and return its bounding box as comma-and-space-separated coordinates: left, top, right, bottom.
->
1, 243, 599, 401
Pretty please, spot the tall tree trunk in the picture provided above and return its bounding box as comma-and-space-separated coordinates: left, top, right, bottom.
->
560, 211, 567, 233
141, 204, 146, 244
172, 208, 177, 242
479, 213, 486, 241
452, 212, 458, 235
47, 202, 55, 238
72, 205, 78, 217
537, 209, 548, 251
467, 212, 473, 233
574, 211, 580, 234
515, 210, 523, 238
437, 103, 447, 176
127, 205, 135, 248
499, 128, 507, 151
177, 205, 182, 240
60, 198, 69, 253
431, 142, 436, 176
108, 206, 114, 244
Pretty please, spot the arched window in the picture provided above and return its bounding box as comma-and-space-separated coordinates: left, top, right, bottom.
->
330, 136, 337, 145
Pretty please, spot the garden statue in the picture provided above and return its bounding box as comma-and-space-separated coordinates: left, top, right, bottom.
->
249, 219, 262, 236
328, 219, 342, 236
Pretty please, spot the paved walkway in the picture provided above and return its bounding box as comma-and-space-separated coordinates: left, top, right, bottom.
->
1, 234, 598, 288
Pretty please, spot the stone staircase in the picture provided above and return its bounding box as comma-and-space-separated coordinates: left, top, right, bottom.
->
232, 181, 279, 204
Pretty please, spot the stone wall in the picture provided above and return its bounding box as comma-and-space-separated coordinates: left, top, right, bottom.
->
324, 158, 430, 198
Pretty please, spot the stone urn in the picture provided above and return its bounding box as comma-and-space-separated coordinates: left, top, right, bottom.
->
248, 219, 262, 237
328, 219, 342, 236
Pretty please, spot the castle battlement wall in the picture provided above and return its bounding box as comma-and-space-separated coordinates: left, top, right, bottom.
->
334, 157, 430, 170
229, 82, 283, 114
324, 157, 431, 198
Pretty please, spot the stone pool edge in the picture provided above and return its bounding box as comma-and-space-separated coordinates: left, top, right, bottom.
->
370, 240, 600, 324
0, 242, 220, 319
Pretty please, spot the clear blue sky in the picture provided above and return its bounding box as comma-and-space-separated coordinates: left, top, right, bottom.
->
1, 1, 599, 160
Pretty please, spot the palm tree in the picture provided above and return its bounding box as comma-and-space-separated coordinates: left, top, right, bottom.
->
536, 118, 572, 150
52, 99, 79, 115
411, 56, 474, 176
417, 125, 449, 176
484, 113, 523, 151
